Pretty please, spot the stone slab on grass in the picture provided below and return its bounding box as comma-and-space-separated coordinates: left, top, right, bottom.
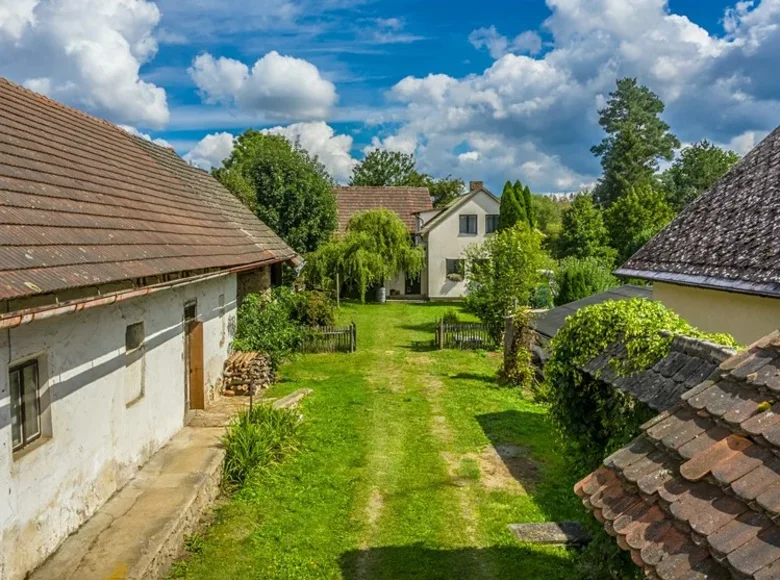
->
272, 388, 313, 409
508, 522, 590, 547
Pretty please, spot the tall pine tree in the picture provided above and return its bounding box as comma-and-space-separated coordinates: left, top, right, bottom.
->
591, 78, 679, 206
523, 185, 534, 228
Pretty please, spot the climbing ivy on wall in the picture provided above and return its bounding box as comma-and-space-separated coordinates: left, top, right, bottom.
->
540, 298, 738, 469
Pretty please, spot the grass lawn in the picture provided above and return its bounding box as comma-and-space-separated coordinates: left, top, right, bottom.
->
178, 302, 584, 580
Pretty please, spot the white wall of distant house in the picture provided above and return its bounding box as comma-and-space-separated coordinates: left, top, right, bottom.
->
426, 191, 500, 299
0, 274, 236, 580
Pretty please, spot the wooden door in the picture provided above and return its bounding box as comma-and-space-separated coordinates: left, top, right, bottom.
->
187, 320, 205, 410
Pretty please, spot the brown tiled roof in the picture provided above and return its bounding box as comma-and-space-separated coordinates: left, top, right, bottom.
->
333, 186, 433, 233
0, 78, 295, 301
576, 331, 780, 579
616, 127, 780, 298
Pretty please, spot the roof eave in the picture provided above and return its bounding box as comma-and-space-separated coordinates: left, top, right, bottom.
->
614, 268, 780, 299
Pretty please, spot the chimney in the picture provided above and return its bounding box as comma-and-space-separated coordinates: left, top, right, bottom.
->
469, 180, 484, 192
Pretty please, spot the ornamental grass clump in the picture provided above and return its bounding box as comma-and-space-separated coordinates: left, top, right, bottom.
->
542, 298, 738, 469
221, 404, 301, 490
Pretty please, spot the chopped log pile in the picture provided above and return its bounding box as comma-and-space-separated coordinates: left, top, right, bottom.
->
222, 352, 274, 396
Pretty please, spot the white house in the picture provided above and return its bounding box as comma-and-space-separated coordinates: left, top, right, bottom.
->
333, 182, 500, 300
417, 181, 501, 300
0, 78, 296, 580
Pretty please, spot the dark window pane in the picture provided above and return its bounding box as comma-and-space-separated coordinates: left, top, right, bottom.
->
486, 215, 499, 234
22, 363, 40, 443
10, 370, 21, 449
459, 215, 477, 234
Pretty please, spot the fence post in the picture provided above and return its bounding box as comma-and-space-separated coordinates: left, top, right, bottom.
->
438, 318, 445, 350
336, 272, 340, 308
350, 322, 356, 353
504, 315, 515, 360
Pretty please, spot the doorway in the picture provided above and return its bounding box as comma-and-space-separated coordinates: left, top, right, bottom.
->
184, 301, 205, 415
405, 273, 422, 296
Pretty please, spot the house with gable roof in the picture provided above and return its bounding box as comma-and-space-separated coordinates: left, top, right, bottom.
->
616, 127, 780, 344
0, 78, 297, 580
333, 181, 500, 300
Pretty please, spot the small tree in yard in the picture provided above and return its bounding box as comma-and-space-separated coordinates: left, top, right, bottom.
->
464, 223, 550, 341
498, 181, 526, 230
304, 209, 424, 302
605, 183, 674, 263
557, 194, 616, 263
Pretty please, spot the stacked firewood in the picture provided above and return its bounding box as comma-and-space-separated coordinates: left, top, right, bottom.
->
222, 352, 274, 396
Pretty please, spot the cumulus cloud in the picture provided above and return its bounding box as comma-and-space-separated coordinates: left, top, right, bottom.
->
184, 123, 357, 182
183, 132, 236, 170
380, 0, 780, 192
189, 51, 337, 121
0, 0, 169, 128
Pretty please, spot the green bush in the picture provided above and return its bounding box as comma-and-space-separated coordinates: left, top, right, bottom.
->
232, 288, 309, 370
541, 298, 737, 468
442, 308, 460, 324
497, 308, 537, 389
555, 257, 619, 306
290, 290, 336, 327
221, 404, 301, 489
464, 222, 551, 342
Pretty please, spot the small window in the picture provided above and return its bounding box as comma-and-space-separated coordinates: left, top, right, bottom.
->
184, 301, 197, 321
486, 215, 499, 234
125, 322, 145, 351
459, 215, 478, 235
446, 259, 465, 276
10, 360, 41, 452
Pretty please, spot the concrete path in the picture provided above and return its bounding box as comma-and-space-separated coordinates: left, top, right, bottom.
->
30, 419, 230, 580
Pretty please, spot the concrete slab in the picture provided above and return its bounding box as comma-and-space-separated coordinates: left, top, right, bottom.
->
508, 522, 590, 547
30, 425, 225, 580
272, 388, 313, 409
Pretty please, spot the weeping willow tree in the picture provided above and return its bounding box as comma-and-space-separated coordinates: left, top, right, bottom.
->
305, 209, 424, 302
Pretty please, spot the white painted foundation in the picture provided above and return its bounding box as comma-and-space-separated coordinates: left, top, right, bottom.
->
0, 274, 238, 580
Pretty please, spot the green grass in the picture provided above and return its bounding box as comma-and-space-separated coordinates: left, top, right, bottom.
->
180, 302, 584, 580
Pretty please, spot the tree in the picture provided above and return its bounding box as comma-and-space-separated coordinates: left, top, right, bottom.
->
464, 223, 551, 341
522, 184, 534, 227
661, 140, 740, 211
304, 209, 424, 302
557, 194, 616, 263
498, 181, 526, 230
512, 180, 532, 226
592, 78, 680, 206
408, 173, 465, 207
349, 150, 417, 186
605, 183, 674, 263
554, 257, 619, 306
214, 131, 337, 254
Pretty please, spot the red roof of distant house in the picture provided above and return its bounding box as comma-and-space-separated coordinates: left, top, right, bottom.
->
333, 186, 433, 233
0, 77, 295, 301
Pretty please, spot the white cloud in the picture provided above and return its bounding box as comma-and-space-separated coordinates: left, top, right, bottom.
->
189, 51, 337, 120
183, 132, 236, 170
381, 0, 780, 192
119, 124, 173, 148
363, 17, 424, 44
184, 123, 358, 182
469, 25, 543, 59
0, 0, 169, 128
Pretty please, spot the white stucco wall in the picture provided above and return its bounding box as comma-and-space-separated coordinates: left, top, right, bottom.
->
425, 192, 500, 299
0, 274, 237, 580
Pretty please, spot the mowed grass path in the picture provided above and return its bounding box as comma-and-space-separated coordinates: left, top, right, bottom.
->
180, 302, 584, 580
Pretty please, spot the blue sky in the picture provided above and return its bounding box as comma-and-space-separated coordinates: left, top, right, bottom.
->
2, 0, 779, 192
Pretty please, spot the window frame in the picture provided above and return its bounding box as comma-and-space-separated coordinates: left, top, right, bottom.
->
9, 359, 42, 453
459, 214, 478, 235
446, 259, 465, 276
486, 214, 500, 234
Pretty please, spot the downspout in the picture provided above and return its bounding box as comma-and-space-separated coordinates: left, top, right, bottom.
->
0, 257, 292, 330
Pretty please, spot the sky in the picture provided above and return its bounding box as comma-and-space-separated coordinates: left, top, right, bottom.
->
1, 0, 779, 193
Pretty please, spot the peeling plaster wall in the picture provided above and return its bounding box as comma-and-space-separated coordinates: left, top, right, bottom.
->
425, 192, 500, 299
0, 274, 237, 580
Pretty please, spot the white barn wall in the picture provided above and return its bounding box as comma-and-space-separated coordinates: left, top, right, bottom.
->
425, 192, 500, 299
0, 274, 237, 580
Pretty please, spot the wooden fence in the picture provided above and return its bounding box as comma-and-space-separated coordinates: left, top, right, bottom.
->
302, 323, 357, 354
435, 319, 495, 350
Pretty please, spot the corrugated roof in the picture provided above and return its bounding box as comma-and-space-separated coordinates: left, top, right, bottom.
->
616, 126, 780, 297
576, 331, 780, 579
0, 78, 295, 301
333, 186, 433, 233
